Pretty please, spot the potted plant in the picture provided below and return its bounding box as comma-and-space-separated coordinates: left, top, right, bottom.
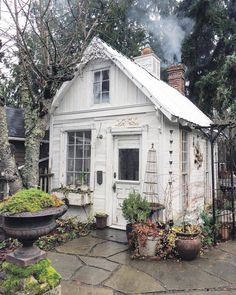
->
121, 191, 151, 247
132, 220, 164, 256
172, 224, 202, 260
52, 184, 92, 206
219, 223, 231, 241
95, 212, 108, 229
0, 188, 67, 266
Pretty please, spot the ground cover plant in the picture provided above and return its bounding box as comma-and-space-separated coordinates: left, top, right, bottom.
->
0, 217, 92, 260
2, 259, 60, 295
36, 217, 93, 251
0, 188, 64, 214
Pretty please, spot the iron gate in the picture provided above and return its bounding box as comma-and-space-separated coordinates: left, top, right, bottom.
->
196, 123, 236, 243
215, 125, 236, 241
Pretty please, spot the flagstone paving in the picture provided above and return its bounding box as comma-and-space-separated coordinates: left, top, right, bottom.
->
49, 229, 236, 294
104, 265, 165, 293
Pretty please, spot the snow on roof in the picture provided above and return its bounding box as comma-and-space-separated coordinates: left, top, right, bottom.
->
53, 37, 212, 127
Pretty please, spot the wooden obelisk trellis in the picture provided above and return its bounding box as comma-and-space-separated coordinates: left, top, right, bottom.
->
143, 144, 159, 205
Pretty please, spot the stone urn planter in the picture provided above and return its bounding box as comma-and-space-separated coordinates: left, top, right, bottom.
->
1, 205, 67, 266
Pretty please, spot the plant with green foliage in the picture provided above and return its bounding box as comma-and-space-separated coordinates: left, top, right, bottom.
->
36, 217, 92, 251
121, 191, 151, 224
0, 188, 64, 214
179, 0, 236, 118
2, 259, 60, 295
200, 210, 215, 247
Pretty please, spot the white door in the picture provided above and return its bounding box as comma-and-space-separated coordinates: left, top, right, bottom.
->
112, 135, 141, 229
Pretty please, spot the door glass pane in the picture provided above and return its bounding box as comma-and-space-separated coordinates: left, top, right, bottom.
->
119, 149, 139, 181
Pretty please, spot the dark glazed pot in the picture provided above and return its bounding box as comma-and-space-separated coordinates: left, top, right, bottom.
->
175, 232, 201, 261
1, 205, 67, 266
126, 223, 135, 250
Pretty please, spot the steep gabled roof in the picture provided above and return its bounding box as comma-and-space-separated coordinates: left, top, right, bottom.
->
52, 37, 212, 127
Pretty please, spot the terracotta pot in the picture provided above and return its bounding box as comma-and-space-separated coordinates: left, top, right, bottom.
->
95, 214, 108, 229
126, 223, 135, 250
176, 233, 201, 261
220, 226, 231, 241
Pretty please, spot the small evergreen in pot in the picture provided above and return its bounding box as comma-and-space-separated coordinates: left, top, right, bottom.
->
121, 191, 151, 248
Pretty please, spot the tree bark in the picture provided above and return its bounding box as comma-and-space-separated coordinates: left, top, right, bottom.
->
22, 113, 49, 188
20, 79, 50, 188
0, 103, 23, 195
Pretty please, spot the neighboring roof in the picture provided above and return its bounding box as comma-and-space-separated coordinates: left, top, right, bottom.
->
5, 107, 50, 141
6, 107, 25, 139
52, 37, 212, 127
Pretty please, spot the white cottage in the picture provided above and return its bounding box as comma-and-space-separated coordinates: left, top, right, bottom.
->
50, 37, 212, 229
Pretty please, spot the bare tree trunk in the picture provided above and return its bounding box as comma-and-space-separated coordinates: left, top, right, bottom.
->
0, 100, 23, 194
22, 114, 49, 188
20, 80, 50, 188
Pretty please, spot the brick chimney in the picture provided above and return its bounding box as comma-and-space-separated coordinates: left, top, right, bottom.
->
134, 46, 160, 79
167, 64, 185, 95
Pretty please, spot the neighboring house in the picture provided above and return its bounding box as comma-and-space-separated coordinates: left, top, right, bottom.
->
50, 37, 212, 229
0, 107, 49, 198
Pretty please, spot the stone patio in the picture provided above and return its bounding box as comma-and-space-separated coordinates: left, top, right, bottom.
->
47, 228, 236, 295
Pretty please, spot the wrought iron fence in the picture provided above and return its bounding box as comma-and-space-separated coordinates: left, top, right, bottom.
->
215, 126, 236, 241
196, 123, 236, 243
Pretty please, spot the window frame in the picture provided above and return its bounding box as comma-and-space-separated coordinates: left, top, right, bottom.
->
66, 130, 91, 186
181, 130, 190, 210
93, 68, 110, 104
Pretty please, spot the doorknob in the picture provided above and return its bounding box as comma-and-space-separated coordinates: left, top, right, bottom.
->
114, 172, 117, 179
112, 183, 116, 193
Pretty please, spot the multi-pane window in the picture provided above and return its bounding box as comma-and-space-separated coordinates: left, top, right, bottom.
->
66, 131, 91, 186
93, 69, 110, 103
181, 130, 189, 209
118, 148, 139, 181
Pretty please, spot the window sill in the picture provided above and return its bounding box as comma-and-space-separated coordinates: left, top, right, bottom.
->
53, 191, 93, 207
115, 180, 140, 185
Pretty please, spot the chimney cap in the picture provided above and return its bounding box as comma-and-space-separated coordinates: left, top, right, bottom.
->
142, 47, 153, 55
167, 64, 185, 72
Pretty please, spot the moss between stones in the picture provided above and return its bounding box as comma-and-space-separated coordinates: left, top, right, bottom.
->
0, 188, 64, 214
2, 259, 61, 295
